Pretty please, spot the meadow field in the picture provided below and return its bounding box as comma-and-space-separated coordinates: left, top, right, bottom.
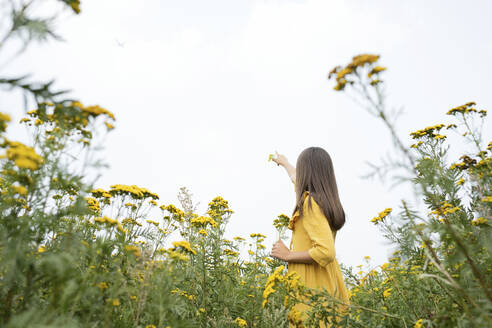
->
1, 1, 491, 327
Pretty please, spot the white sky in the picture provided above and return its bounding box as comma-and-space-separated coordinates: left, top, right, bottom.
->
2, 0, 492, 269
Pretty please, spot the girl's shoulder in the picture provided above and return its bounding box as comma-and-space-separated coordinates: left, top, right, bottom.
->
289, 192, 322, 229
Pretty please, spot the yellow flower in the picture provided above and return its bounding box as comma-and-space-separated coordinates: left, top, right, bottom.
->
371, 208, 392, 224
172, 241, 197, 255
481, 196, 492, 202
368, 66, 386, 78
124, 245, 141, 257
98, 282, 108, 290
471, 217, 488, 226
146, 219, 159, 226
287, 309, 305, 326
414, 319, 423, 328
1, 141, 44, 170
234, 317, 248, 327
112, 298, 120, 306
224, 249, 239, 257
11, 185, 27, 196
383, 287, 392, 298
456, 178, 465, 185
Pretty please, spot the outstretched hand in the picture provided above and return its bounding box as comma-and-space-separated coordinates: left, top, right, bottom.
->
270, 239, 291, 262
272, 151, 288, 167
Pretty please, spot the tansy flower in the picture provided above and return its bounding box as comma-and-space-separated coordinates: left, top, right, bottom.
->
172, 241, 197, 255
234, 317, 248, 327
383, 287, 392, 298
371, 208, 392, 224
471, 217, 488, 226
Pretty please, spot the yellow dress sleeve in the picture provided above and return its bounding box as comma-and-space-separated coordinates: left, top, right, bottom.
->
301, 197, 336, 267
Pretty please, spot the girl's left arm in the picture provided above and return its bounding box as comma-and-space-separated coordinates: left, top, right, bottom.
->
270, 240, 315, 264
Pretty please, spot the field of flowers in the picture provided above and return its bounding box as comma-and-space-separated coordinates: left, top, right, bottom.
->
1, 2, 491, 327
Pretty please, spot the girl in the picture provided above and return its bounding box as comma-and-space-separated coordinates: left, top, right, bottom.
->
270, 147, 350, 327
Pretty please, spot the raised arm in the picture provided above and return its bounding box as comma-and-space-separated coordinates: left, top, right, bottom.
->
272, 152, 296, 183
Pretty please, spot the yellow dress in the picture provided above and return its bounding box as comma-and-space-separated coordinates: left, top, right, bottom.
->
288, 179, 350, 327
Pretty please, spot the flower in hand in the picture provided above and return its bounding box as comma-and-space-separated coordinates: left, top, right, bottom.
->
270, 239, 291, 262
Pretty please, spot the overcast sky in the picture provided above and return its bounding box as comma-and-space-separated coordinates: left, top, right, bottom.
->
2, 0, 492, 269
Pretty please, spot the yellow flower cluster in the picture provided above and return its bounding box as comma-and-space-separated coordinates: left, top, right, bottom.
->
383, 287, 392, 298
429, 201, 460, 222
122, 217, 142, 227
262, 265, 285, 307
190, 215, 217, 228
410, 124, 445, 140
162, 204, 185, 221
370, 208, 392, 224
94, 216, 127, 234
328, 54, 382, 91
233, 317, 248, 327
368, 66, 386, 78
11, 185, 28, 196
24, 101, 115, 134
172, 241, 196, 255
71, 101, 115, 120
250, 233, 267, 239
482, 196, 492, 203
207, 196, 234, 217
86, 197, 101, 213
98, 282, 109, 290
410, 141, 423, 149
224, 249, 239, 257
273, 214, 290, 230
0, 140, 44, 170
91, 188, 112, 199
471, 217, 488, 226
208, 196, 229, 208
161, 249, 189, 262
0, 112, 10, 132
109, 184, 159, 200
171, 288, 196, 301
124, 245, 141, 257
146, 219, 159, 226
287, 309, 305, 328
446, 102, 487, 117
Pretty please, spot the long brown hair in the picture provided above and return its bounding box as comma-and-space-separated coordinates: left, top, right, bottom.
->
292, 147, 346, 231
